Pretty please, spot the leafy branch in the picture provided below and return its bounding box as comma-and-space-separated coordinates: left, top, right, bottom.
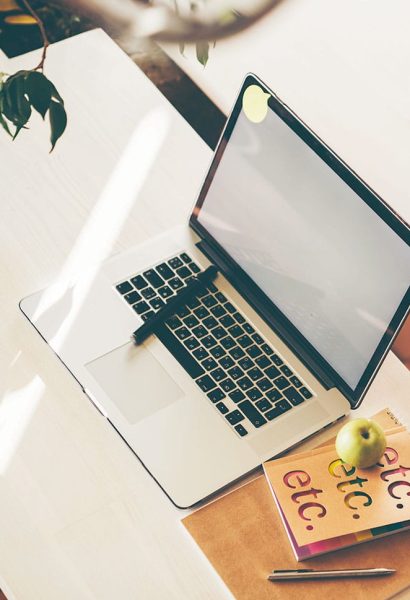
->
0, 0, 67, 151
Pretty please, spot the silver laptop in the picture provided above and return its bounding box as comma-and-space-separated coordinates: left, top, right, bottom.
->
20, 74, 410, 508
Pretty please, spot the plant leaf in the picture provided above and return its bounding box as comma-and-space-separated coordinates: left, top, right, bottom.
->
25, 71, 52, 119
49, 81, 64, 105
0, 109, 12, 137
196, 41, 209, 67
49, 99, 67, 152
3, 73, 31, 126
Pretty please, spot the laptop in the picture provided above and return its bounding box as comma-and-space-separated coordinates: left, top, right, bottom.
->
20, 74, 410, 508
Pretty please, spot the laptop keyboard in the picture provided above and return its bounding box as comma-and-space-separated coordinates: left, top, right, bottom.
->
115, 252, 314, 438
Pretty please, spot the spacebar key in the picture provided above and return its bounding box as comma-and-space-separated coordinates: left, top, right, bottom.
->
237, 400, 267, 428
155, 323, 205, 379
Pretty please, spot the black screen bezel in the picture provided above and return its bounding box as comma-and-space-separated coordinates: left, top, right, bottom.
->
190, 73, 410, 408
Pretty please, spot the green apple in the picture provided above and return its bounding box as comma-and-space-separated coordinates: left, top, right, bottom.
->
335, 418, 386, 468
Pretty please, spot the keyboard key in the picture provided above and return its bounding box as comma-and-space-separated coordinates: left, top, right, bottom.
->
238, 335, 253, 348
261, 344, 273, 355
210, 346, 226, 359
207, 388, 225, 403
248, 367, 263, 381
215, 292, 227, 303
133, 301, 150, 314
202, 295, 217, 308
300, 387, 313, 399
235, 424, 248, 437
176, 306, 190, 318
229, 389, 246, 403
141, 311, 155, 321
216, 402, 229, 415
275, 376, 290, 390
257, 378, 273, 392
169, 257, 183, 269
283, 387, 304, 406
169, 277, 184, 290
255, 355, 270, 369
237, 376, 252, 391
220, 378, 236, 393
276, 399, 292, 412
194, 306, 209, 320
210, 367, 226, 382
166, 316, 182, 330
289, 376, 302, 388
156, 323, 204, 379
237, 400, 266, 428
252, 333, 264, 345
187, 297, 200, 309
131, 275, 148, 290
247, 345, 262, 358
211, 326, 226, 340
203, 316, 218, 329
211, 305, 226, 318
234, 313, 246, 325
184, 315, 199, 329
197, 287, 208, 298
227, 366, 244, 380
242, 322, 255, 334
193, 347, 209, 360
246, 387, 263, 401
143, 269, 164, 289
176, 266, 192, 279
156, 262, 174, 280
255, 398, 272, 412
202, 335, 217, 349
266, 388, 283, 402
219, 355, 235, 370
116, 281, 133, 294
265, 406, 284, 421
158, 285, 173, 299
271, 354, 283, 366
124, 290, 142, 304
265, 365, 281, 380
190, 263, 201, 274
180, 252, 192, 264
225, 302, 236, 313
150, 297, 165, 310
228, 325, 244, 338
281, 365, 293, 377
141, 287, 156, 300
229, 346, 245, 360
203, 357, 218, 371
196, 375, 216, 392
184, 337, 199, 351
226, 410, 245, 426
221, 336, 235, 350
238, 357, 254, 371
207, 283, 218, 293
192, 325, 207, 339
220, 315, 235, 328
175, 327, 190, 340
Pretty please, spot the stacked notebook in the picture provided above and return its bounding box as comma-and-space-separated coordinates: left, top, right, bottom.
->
263, 427, 410, 560
182, 409, 410, 600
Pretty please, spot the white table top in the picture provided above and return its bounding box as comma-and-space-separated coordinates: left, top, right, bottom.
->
162, 0, 410, 225
1, 29, 409, 600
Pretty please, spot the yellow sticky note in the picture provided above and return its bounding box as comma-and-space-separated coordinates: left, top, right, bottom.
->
242, 85, 270, 124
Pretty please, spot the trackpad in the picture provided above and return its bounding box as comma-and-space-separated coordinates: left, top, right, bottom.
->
85, 342, 184, 424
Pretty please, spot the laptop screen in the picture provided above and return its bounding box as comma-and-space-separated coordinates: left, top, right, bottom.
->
192, 77, 410, 400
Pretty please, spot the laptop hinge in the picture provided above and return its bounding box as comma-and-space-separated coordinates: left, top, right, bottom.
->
197, 238, 335, 393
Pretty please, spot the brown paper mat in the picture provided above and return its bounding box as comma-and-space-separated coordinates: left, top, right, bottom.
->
183, 409, 410, 600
